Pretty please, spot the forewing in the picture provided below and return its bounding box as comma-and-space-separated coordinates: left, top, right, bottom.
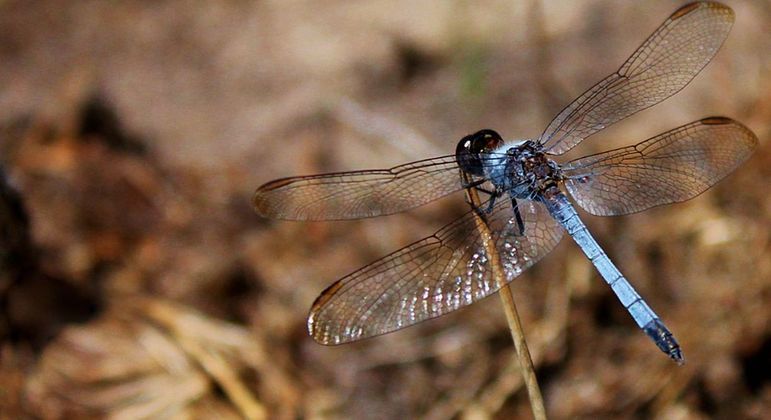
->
254, 155, 468, 220
540, 2, 734, 155
308, 198, 564, 344
563, 117, 757, 216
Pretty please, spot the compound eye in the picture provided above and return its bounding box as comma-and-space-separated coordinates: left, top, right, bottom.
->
470, 129, 503, 154
455, 129, 503, 176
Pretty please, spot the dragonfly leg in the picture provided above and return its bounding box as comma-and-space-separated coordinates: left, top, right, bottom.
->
461, 178, 487, 189
467, 192, 498, 220
479, 186, 508, 214
510, 198, 525, 235
464, 181, 502, 215
463, 179, 499, 201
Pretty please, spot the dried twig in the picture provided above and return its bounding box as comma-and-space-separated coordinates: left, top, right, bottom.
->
142, 299, 268, 420
463, 176, 547, 420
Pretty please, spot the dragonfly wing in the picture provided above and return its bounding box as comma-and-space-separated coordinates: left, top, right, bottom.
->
563, 117, 757, 216
308, 198, 564, 344
540, 2, 734, 155
254, 155, 471, 220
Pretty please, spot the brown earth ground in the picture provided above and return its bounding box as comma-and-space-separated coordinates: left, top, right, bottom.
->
0, 1, 769, 419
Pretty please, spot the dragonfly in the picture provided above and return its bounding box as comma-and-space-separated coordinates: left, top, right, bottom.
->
253, 1, 757, 363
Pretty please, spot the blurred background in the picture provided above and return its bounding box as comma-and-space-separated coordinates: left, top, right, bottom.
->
0, 0, 769, 418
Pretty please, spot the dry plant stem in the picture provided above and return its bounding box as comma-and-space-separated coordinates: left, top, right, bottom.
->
143, 300, 267, 420
464, 178, 547, 420
495, 276, 547, 420
175, 334, 267, 420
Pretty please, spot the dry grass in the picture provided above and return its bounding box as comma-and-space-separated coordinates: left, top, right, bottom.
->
1, 1, 769, 418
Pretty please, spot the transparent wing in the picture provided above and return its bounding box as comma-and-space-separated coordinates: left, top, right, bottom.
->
540, 2, 734, 155
308, 198, 564, 344
254, 155, 469, 221
563, 117, 757, 216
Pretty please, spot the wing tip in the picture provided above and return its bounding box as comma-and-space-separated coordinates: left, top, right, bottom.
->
699, 116, 759, 150
253, 177, 305, 218
306, 313, 331, 345
671, 2, 702, 20
672, 2, 734, 22
700, 116, 734, 125
253, 178, 295, 217
307, 280, 347, 345
252, 188, 273, 217
256, 177, 296, 192
310, 281, 345, 314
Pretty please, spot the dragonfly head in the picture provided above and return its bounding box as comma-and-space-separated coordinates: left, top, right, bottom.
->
455, 129, 504, 176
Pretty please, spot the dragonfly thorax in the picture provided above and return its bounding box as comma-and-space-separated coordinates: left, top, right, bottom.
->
500, 140, 562, 199
456, 131, 562, 198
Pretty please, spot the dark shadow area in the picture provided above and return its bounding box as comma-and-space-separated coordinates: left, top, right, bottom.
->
78, 95, 146, 155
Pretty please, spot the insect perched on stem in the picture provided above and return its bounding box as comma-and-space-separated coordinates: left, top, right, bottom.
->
254, 2, 757, 364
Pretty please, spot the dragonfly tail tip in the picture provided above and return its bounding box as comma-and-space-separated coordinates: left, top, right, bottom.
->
670, 348, 685, 365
